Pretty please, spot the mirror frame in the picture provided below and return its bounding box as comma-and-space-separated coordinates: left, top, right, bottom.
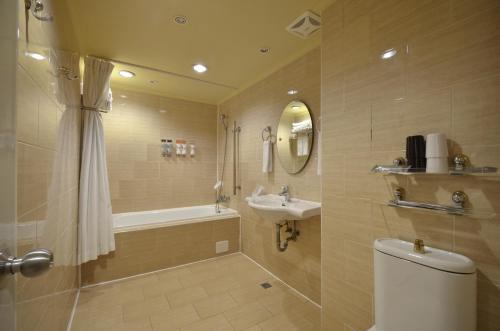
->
276, 100, 314, 174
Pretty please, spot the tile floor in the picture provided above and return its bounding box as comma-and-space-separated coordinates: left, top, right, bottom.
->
71, 253, 320, 331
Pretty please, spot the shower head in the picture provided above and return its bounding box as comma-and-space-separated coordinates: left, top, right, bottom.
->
214, 180, 223, 190
219, 114, 228, 129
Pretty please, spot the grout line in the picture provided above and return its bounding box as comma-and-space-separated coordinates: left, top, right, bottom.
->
240, 253, 322, 309
79, 251, 320, 314
81, 252, 241, 289
66, 288, 80, 331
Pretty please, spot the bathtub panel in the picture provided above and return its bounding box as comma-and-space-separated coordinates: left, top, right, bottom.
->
81, 217, 240, 285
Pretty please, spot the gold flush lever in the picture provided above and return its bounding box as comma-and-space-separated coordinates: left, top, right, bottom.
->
414, 239, 425, 254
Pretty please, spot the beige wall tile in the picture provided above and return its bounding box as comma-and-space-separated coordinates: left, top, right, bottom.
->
218, 49, 321, 305
322, 1, 500, 330
15, 2, 80, 330
16, 68, 39, 144
104, 89, 218, 213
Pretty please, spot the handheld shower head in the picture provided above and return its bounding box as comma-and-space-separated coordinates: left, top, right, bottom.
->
219, 114, 228, 129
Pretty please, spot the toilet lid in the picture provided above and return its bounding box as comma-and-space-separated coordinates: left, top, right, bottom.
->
374, 238, 476, 274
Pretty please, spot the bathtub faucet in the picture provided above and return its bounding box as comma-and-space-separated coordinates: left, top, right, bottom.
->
215, 194, 230, 213
217, 194, 230, 203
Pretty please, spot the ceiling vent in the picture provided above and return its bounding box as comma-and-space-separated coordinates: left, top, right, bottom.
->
286, 10, 321, 39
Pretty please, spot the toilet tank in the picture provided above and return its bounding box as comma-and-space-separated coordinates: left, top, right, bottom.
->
374, 239, 476, 331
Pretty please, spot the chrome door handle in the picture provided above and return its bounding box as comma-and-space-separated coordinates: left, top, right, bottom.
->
0, 248, 53, 278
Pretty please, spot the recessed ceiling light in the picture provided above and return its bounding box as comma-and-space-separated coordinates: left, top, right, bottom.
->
25, 51, 46, 61
259, 47, 270, 54
119, 70, 135, 78
287, 89, 298, 95
193, 63, 207, 73
381, 48, 397, 59
174, 15, 188, 25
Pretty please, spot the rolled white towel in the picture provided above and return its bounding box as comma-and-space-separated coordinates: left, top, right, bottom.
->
292, 119, 311, 127
262, 140, 273, 173
291, 120, 312, 133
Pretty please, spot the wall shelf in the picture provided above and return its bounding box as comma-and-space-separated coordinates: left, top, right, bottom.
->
371, 154, 498, 176
371, 165, 498, 176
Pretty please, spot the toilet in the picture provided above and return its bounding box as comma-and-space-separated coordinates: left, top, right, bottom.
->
370, 238, 476, 331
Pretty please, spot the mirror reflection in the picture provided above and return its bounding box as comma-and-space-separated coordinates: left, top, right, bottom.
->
276, 101, 314, 174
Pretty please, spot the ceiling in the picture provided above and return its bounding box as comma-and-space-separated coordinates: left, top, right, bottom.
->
65, 0, 335, 104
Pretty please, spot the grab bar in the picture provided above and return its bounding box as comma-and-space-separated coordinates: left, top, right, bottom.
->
233, 121, 241, 195
388, 187, 466, 216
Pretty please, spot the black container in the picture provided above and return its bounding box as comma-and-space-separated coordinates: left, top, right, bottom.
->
406, 135, 426, 171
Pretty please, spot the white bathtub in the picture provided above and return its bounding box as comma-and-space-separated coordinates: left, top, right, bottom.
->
113, 205, 239, 233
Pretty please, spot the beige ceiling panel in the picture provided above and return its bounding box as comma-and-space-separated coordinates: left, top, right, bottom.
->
110, 64, 234, 104
65, 0, 335, 103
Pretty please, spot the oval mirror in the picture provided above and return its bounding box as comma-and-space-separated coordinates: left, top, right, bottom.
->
276, 101, 314, 174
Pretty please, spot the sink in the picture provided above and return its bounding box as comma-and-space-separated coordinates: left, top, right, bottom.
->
245, 194, 321, 223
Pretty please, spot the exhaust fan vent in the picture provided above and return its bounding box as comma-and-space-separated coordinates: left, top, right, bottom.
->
286, 10, 321, 39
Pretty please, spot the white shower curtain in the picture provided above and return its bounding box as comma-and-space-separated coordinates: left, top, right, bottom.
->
78, 56, 115, 264
45, 50, 81, 266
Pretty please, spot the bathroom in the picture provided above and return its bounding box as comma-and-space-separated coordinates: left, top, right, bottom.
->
0, 0, 499, 330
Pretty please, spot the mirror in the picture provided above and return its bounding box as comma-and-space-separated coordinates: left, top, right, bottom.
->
276, 101, 314, 174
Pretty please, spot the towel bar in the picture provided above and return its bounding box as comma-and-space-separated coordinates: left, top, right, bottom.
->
388, 187, 466, 216
262, 126, 274, 142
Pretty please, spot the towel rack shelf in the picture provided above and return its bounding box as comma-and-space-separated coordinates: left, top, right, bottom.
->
371, 154, 498, 176
385, 187, 496, 218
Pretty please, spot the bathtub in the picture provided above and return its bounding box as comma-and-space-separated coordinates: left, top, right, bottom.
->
113, 204, 239, 233
82, 204, 241, 285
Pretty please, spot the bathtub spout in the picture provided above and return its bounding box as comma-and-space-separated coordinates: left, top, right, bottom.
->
215, 194, 230, 213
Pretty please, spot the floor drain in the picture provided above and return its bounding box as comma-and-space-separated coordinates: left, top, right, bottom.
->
260, 282, 272, 289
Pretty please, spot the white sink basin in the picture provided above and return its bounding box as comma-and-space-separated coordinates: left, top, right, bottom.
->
246, 194, 321, 223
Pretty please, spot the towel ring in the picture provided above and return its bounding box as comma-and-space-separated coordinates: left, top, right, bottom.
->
261, 126, 275, 142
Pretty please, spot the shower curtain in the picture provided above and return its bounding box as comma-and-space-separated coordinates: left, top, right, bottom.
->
45, 50, 81, 266
78, 56, 115, 264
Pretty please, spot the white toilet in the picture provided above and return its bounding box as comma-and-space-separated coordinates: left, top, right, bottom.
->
370, 238, 476, 331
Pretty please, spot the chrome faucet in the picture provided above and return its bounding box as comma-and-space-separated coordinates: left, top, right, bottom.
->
216, 194, 230, 203
278, 185, 290, 202
215, 194, 230, 213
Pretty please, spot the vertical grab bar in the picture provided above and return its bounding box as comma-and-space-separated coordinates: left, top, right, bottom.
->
233, 121, 241, 195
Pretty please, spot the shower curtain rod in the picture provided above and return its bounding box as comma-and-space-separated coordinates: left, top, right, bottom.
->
91, 56, 238, 90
